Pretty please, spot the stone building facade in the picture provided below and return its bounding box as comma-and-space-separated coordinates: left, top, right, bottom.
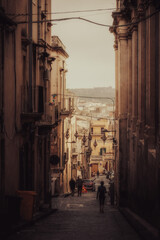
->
111, 0, 160, 231
90, 119, 114, 176
0, 0, 56, 223
50, 36, 75, 194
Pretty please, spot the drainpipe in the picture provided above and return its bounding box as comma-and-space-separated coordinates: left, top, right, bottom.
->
37, 0, 41, 52
62, 119, 64, 181
63, 61, 65, 110
28, 0, 32, 112
0, 28, 4, 131
44, 0, 47, 43
0, 27, 5, 194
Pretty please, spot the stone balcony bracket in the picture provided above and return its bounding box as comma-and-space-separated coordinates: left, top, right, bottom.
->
137, 3, 146, 19
144, 125, 155, 136
143, 125, 156, 148
118, 113, 128, 121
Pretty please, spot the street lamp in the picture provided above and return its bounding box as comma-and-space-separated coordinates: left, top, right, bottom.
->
82, 134, 87, 145
88, 132, 92, 141
74, 130, 79, 139
93, 139, 97, 148
101, 133, 107, 143
65, 129, 69, 139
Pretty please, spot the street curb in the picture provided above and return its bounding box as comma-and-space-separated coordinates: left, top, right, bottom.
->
119, 207, 159, 240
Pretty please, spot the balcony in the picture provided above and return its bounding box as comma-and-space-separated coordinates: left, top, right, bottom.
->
37, 121, 53, 135
60, 96, 75, 118
91, 133, 103, 137
55, 103, 61, 122
90, 155, 103, 162
21, 86, 44, 123
72, 148, 78, 156
60, 109, 71, 117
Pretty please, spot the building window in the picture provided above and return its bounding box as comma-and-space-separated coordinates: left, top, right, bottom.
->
101, 128, 104, 134
100, 148, 106, 155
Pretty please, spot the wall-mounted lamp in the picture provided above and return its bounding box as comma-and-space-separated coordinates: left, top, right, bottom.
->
65, 129, 69, 139
101, 133, 107, 143
74, 130, 79, 139
88, 132, 92, 141
82, 134, 87, 145
93, 139, 97, 148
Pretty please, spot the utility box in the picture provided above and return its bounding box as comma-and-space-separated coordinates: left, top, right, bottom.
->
17, 191, 36, 221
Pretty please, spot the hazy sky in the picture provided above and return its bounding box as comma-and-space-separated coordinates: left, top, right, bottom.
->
51, 0, 116, 89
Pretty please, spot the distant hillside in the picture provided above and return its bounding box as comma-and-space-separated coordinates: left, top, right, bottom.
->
68, 87, 115, 102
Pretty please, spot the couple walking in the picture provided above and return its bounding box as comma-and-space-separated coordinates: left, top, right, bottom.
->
69, 176, 83, 197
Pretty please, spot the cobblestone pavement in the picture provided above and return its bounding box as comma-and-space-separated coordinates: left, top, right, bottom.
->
7, 186, 142, 240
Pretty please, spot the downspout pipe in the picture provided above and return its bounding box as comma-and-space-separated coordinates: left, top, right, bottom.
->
37, 0, 40, 54
29, 0, 32, 112
63, 61, 65, 110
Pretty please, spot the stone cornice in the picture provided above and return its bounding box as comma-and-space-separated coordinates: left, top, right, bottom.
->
112, 9, 131, 25
143, 0, 156, 9
118, 32, 128, 40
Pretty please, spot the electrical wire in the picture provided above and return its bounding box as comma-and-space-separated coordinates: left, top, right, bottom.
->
15, 8, 160, 28
16, 16, 111, 27
6, 8, 117, 17
50, 8, 117, 14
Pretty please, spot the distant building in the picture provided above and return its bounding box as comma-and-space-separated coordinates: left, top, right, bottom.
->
90, 119, 114, 176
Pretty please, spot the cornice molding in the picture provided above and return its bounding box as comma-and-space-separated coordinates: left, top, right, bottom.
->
112, 9, 131, 25
118, 32, 129, 40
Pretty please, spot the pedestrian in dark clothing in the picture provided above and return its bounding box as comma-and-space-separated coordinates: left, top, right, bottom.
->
77, 176, 83, 197
97, 170, 99, 178
109, 181, 114, 205
69, 178, 75, 196
106, 171, 110, 179
97, 181, 106, 213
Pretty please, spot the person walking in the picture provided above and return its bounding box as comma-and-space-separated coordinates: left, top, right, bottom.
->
69, 178, 76, 196
77, 176, 83, 197
97, 181, 106, 213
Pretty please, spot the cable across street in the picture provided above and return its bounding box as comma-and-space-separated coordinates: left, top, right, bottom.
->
15, 8, 160, 28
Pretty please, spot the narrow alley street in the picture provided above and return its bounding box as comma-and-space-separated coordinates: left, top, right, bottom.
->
1, 1, 160, 240
7, 176, 141, 240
